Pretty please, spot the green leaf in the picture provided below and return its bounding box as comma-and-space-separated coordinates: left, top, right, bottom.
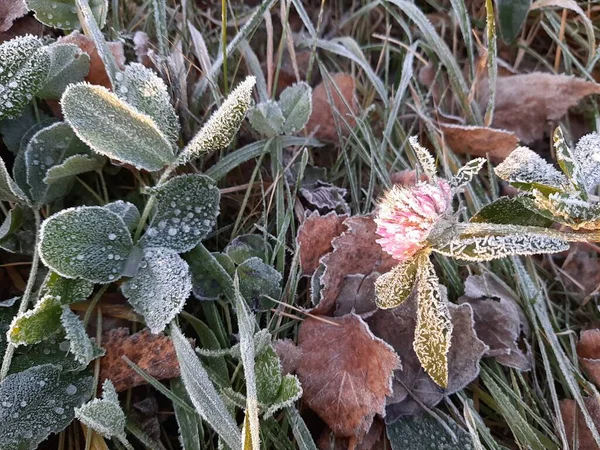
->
189, 252, 235, 301
75, 380, 126, 439
0, 297, 19, 357
170, 378, 203, 450
387, 413, 475, 449
25, 0, 109, 30
62, 83, 174, 172
121, 247, 191, 333
39, 206, 134, 283
0, 364, 93, 450
141, 174, 220, 253
0, 206, 24, 243
178, 76, 256, 164
38, 43, 91, 99
171, 324, 242, 450
225, 234, 271, 265
237, 257, 282, 310
25, 122, 88, 205
116, 63, 180, 145
414, 254, 452, 388
279, 82, 312, 134
0, 156, 27, 203
247, 101, 284, 138
9, 296, 63, 346
529, 191, 600, 230
470, 197, 553, 227
374, 256, 420, 309
103, 200, 140, 232
9, 338, 83, 374
496, 0, 531, 43
0, 35, 51, 121
0, 207, 36, 254
285, 407, 318, 450
255, 345, 282, 406
61, 306, 104, 365
0, 105, 43, 153
450, 158, 486, 189
44, 154, 104, 184
40, 271, 94, 304
263, 375, 302, 419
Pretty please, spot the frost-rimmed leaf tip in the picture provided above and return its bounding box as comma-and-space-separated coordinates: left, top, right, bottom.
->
177, 76, 256, 165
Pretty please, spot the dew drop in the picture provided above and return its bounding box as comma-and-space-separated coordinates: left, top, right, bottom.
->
59, 340, 70, 351
107, 253, 114, 260
8, 81, 17, 88
76, 254, 84, 260
108, 233, 117, 241
47, 13, 53, 19
168, 227, 177, 236
20, 401, 26, 407
54, 407, 64, 415
115, 72, 124, 82
114, 255, 120, 260
66, 384, 77, 395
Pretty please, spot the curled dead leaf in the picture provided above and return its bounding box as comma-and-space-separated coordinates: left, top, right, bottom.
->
288, 314, 399, 440
458, 274, 531, 371
100, 328, 185, 392
306, 73, 358, 143
577, 328, 600, 388
58, 31, 126, 89
314, 215, 397, 315
0, 0, 27, 33
367, 294, 487, 421
477, 73, 600, 143
297, 211, 347, 276
560, 397, 600, 450
439, 123, 518, 162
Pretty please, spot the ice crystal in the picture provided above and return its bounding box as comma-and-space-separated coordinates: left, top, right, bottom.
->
409, 136, 437, 179
494, 146, 567, 189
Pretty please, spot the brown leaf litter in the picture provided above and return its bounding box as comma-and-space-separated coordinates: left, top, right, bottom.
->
276, 314, 399, 443
297, 211, 347, 276
439, 123, 519, 162
560, 397, 600, 450
577, 328, 600, 389
0, 0, 27, 33
100, 328, 183, 392
306, 73, 359, 143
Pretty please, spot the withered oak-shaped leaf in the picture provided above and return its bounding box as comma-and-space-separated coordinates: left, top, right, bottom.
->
314, 215, 397, 314
296, 211, 347, 276
577, 328, 600, 389
477, 73, 600, 143
367, 294, 487, 421
439, 123, 518, 162
293, 314, 399, 439
458, 274, 531, 371
99, 328, 183, 392
560, 397, 600, 450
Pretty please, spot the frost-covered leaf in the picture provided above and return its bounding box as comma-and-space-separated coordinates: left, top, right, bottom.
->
25, 0, 108, 30
38, 43, 90, 99
247, 100, 284, 138
25, 122, 88, 205
409, 136, 437, 179
75, 380, 126, 439
0, 207, 36, 254
103, 200, 140, 232
225, 234, 271, 265
563, 130, 600, 196
121, 248, 191, 333
263, 375, 302, 419
40, 271, 94, 304
62, 82, 174, 171
171, 324, 242, 449
435, 233, 570, 261
116, 63, 180, 146
438, 123, 518, 162
0, 364, 93, 450
296, 211, 347, 276
178, 76, 256, 164
0, 205, 23, 243
188, 251, 234, 301
0, 105, 45, 153
414, 255, 452, 388
141, 174, 220, 253
375, 256, 419, 309
44, 153, 104, 184
470, 196, 553, 227
39, 206, 134, 283
9, 296, 63, 346
1, 155, 27, 203
531, 191, 600, 230
0, 35, 51, 121
61, 306, 104, 365
387, 413, 474, 450
0, 297, 18, 360
9, 337, 83, 375
237, 257, 282, 310
553, 127, 587, 196
494, 146, 567, 193
449, 158, 486, 189
289, 314, 399, 440
279, 82, 312, 134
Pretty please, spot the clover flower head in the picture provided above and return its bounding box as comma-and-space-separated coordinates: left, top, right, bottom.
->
375, 180, 452, 261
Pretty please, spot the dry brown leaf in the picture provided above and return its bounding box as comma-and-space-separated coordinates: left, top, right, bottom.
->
367, 293, 487, 421
317, 418, 385, 450
439, 123, 518, 162
274, 49, 312, 94
558, 244, 600, 301
314, 215, 397, 315
58, 31, 126, 89
560, 397, 600, 450
133, 31, 152, 67
272, 338, 302, 376
458, 274, 531, 371
477, 73, 600, 143
0, 0, 27, 33
100, 328, 183, 392
577, 328, 600, 388
306, 73, 358, 143
291, 314, 399, 440
389, 170, 428, 187
297, 211, 347, 276
0, 15, 43, 44
334, 273, 379, 318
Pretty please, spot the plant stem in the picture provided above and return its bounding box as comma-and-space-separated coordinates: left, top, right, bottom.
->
0, 209, 41, 381
221, 0, 229, 94
457, 222, 600, 243
133, 168, 174, 243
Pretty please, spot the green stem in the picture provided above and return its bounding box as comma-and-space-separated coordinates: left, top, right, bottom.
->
0, 208, 41, 380
133, 168, 174, 243
221, 0, 229, 94
457, 222, 600, 243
